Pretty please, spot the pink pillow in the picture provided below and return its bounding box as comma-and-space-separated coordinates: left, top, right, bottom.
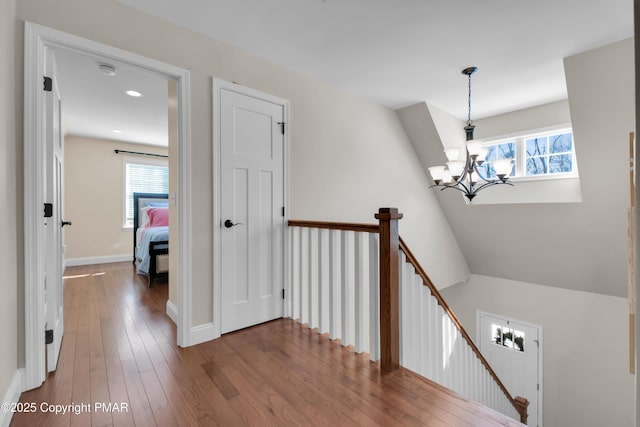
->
146, 207, 169, 227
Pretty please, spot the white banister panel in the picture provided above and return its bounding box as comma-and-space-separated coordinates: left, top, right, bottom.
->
398, 251, 520, 422
287, 226, 380, 361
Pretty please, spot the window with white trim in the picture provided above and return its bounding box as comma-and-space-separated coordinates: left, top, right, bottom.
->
123, 158, 169, 228
478, 127, 577, 180
491, 323, 525, 352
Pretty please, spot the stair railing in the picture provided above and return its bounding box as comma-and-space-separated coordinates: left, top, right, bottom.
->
287, 219, 381, 360
287, 208, 528, 424
398, 236, 529, 424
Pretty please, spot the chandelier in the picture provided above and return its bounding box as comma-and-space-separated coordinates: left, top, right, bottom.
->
428, 67, 513, 202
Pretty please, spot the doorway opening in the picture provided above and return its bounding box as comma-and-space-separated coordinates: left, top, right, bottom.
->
23, 22, 192, 391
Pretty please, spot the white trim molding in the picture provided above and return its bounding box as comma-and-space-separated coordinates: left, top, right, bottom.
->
65, 254, 132, 267
0, 369, 24, 427
166, 300, 178, 325
23, 22, 193, 391
190, 323, 217, 346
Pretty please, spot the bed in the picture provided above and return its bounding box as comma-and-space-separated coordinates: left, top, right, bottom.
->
133, 192, 169, 285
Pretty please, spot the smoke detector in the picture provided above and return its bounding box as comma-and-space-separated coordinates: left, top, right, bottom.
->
98, 63, 117, 76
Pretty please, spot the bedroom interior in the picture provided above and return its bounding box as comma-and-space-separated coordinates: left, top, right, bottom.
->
56, 44, 176, 285
1, 0, 638, 426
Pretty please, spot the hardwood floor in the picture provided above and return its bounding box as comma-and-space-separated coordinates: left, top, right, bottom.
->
12, 262, 523, 427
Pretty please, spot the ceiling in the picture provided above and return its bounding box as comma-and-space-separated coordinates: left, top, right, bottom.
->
56, 0, 633, 146
118, 0, 633, 119
52, 46, 169, 146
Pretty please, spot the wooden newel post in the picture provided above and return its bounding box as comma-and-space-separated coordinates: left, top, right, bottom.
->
375, 207, 403, 372
514, 396, 529, 425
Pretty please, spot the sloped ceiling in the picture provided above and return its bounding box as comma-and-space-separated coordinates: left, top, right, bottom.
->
399, 38, 634, 297
102, 0, 633, 297
117, 0, 632, 120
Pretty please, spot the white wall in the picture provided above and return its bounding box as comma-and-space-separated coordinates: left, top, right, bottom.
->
0, 0, 20, 422
396, 102, 471, 289
64, 135, 168, 261
475, 99, 572, 139
441, 274, 635, 427
15, 0, 467, 327
402, 39, 634, 298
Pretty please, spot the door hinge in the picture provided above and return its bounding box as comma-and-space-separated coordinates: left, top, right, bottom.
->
281, 206, 285, 217
45, 329, 54, 345
277, 121, 286, 135
44, 203, 53, 218
43, 76, 52, 92
282, 289, 285, 300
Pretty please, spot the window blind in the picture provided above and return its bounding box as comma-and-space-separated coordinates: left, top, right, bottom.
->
125, 162, 169, 227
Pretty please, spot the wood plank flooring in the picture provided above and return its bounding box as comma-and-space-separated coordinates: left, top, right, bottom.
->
12, 262, 523, 426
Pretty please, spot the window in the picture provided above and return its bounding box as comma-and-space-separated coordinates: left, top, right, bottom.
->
525, 132, 573, 176
476, 141, 516, 179
491, 323, 525, 352
480, 127, 576, 180
123, 158, 169, 228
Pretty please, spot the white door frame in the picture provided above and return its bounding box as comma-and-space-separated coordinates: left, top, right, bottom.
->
476, 310, 543, 426
212, 78, 289, 338
23, 22, 193, 391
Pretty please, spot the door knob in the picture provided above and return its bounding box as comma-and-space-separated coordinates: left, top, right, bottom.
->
224, 219, 243, 228
61, 220, 72, 228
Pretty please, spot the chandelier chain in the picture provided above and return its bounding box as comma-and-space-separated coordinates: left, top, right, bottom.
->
467, 72, 472, 125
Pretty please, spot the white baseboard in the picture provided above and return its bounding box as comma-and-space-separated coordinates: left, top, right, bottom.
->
166, 300, 178, 325
190, 323, 217, 346
65, 254, 132, 267
0, 369, 24, 427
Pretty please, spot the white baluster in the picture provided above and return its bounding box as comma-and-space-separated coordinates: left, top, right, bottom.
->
429, 299, 438, 381
317, 228, 324, 334
340, 230, 350, 345
426, 287, 435, 380
354, 232, 364, 353
368, 233, 379, 361
286, 227, 298, 319
299, 227, 307, 324
411, 267, 421, 372
474, 356, 481, 402
405, 262, 415, 370
289, 227, 294, 319
462, 333, 470, 398
420, 285, 430, 376
398, 252, 406, 365
328, 229, 338, 340
308, 227, 315, 329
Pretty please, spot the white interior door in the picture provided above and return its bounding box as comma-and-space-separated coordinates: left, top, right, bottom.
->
220, 86, 285, 334
479, 312, 540, 426
44, 48, 65, 372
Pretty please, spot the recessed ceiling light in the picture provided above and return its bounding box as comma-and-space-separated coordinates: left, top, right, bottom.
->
112, 129, 122, 134
126, 90, 142, 97
98, 63, 117, 76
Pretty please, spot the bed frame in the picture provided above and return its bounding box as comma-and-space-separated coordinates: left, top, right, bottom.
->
133, 192, 169, 285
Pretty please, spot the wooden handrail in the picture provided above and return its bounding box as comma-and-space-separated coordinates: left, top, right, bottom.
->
288, 219, 379, 234
399, 236, 528, 424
